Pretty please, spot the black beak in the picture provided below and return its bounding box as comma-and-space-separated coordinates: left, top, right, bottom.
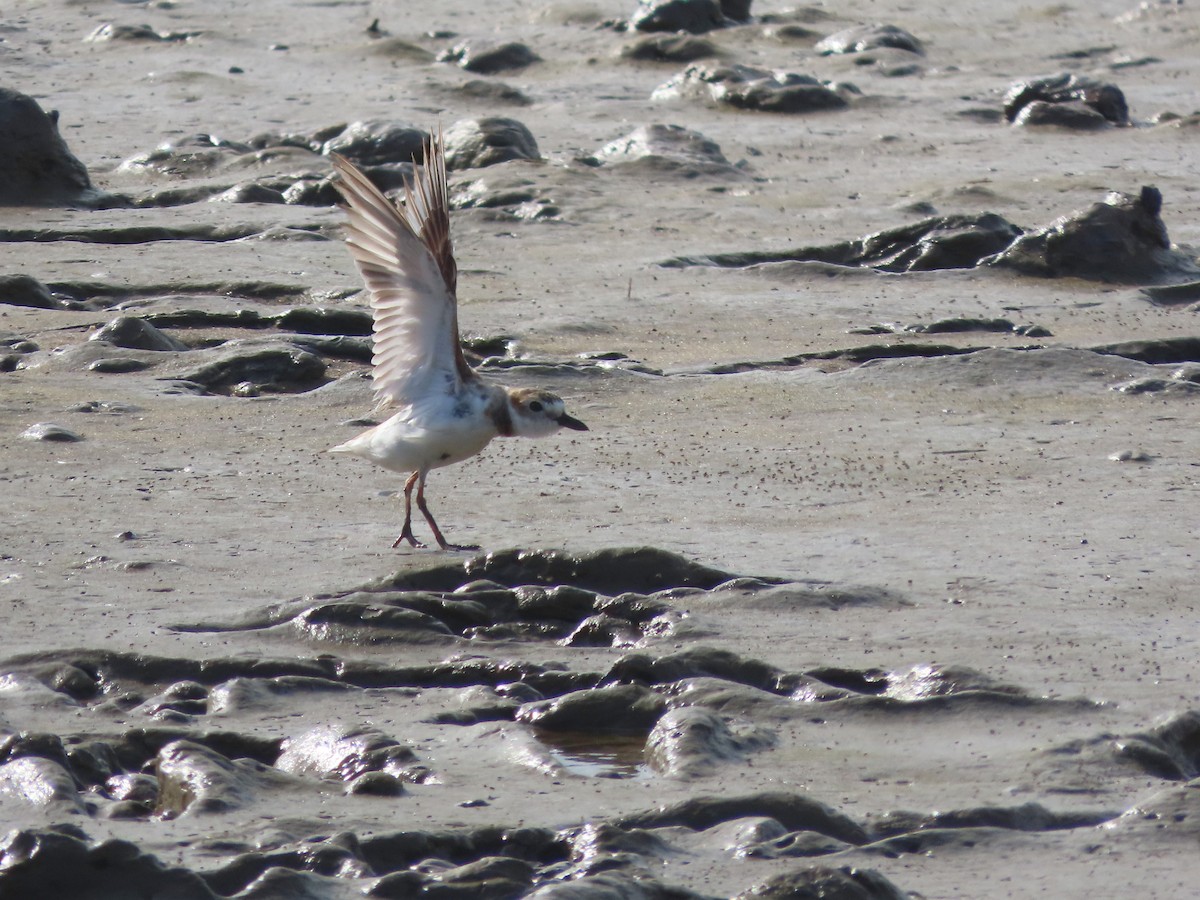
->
556, 413, 588, 432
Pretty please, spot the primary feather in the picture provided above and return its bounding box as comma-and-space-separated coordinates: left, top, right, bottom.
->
329, 133, 470, 409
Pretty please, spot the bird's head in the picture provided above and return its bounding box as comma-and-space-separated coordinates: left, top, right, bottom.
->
506, 388, 588, 438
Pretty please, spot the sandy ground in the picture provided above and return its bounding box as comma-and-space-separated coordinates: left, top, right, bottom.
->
2, 0, 1200, 897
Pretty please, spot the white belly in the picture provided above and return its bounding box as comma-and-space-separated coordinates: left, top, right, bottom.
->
330, 409, 497, 474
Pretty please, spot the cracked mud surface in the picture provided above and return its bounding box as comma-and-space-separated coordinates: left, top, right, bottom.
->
3, 0, 1200, 897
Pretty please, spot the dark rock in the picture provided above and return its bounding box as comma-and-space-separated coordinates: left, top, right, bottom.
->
156, 739, 289, 815
1141, 280, 1200, 306
861, 663, 1027, 703
449, 175, 560, 221
244, 129, 323, 153
290, 601, 456, 643
88, 357, 153, 374
733, 866, 910, 900
620, 34, 721, 63
143, 680, 209, 714
205, 675, 354, 715
321, 122, 428, 166
269, 333, 372, 363
595, 593, 674, 624
527, 871, 710, 898
843, 213, 1023, 271
99, 799, 153, 819
645, 707, 772, 776
764, 25, 821, 45
565, 823, 676, 866
853, 317, 1034, 336
514, 585, 602, 623
164, 339, 327, 393
0, 732, 75, 772
595, 124, 742, 178
369, 870, 431, 896
720, 0, 753, 21
1012, 100, 1109, 129
0, 756, 84, 812
1101, 781, 1200, 844
0, 274, 58, 308
90, 316, 188, 352
421, 855, 535, 897
216, 182, 288, 204
277, 725, 418, 782
236, 868, 351, 896
517, 684, 667, 734
179, 576, 674, 647
448, 79, 534, 106
872, 60, 922, 78
66, 279, 307, 305
653, 64, 854, 113
359, 825, 565, 876
20, 423, 84, 442
561, 614, 641, 647
615, 792, 868, 844
451, 177, 538, 211
368, 547, 754, 595
104, 772, 159, 805
917, 317, 1016, 334
606, 646, 790, 693
736, 827, 853, 859
349, 771, 406, 796
119, 134, 252, 178
33, 644, 586, 697
131, 184, 227, 207
816, 24, 924, 55
0, 222, 263, 243
0, 89, 93, 205
3, 648, 335, 695
1003, 73, 1129, 126
1, 337, 39, 353
663, 212, 1022, 272
369, 590, 497, 632
282, 177, 343, 206
1170, 363, 1200, 383
632, 0, 729, 34
871, 802, 1114, 837
1113, 710, 1200, 779
275, 306, 374, 335
986, 187, 1200, 284
440, 41, 541, 74
0, 829, 219, 899
1093, 336, 1200, 365
47, 663, 100, 700
444, 118, 541, 170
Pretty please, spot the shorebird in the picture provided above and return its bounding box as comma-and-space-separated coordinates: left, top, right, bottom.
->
328, 131, 588, 550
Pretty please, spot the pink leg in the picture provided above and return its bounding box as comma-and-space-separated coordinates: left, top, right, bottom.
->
392, 471, 425, 548
415, 472, 478, 552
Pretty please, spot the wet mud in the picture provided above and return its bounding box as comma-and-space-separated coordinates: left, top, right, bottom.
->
3, 0, 1200, 897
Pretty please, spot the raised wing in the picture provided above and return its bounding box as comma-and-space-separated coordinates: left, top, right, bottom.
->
330, 134, 473, 408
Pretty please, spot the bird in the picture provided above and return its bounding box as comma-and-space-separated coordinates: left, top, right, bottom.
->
327, 130, 588, 551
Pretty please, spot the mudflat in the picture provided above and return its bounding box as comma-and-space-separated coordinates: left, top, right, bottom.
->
2, 1, 1199, 898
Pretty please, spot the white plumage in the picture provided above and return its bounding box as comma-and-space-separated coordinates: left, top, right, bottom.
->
328, 131, 587, 550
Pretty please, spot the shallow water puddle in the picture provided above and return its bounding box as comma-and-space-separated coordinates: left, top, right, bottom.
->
534, 728, 654, 780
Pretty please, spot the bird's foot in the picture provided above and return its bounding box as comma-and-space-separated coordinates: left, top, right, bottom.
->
391, 527, 425, 549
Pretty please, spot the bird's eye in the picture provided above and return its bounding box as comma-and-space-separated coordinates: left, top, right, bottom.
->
529, 401, 544, 413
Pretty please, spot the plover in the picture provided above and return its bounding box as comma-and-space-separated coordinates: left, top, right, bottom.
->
328, 131, 588, 550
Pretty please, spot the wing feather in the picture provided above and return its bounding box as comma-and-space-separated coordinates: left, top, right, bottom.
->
330, 132, 472, 408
